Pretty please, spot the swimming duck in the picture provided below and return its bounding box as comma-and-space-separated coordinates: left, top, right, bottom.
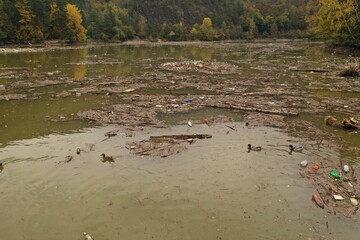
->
248, 144, 262, 151
289, 145, 303, 152
100, 153, 114, 163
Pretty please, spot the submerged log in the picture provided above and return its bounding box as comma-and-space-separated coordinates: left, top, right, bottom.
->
289, 68, 331, 73
150, 134, 212, 140
206, 104, 299, 116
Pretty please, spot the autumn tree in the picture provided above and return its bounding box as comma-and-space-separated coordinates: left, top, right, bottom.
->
66, 3, 87, 42
15, 0, 37, 43
306, 0, 360, 42
199, 17, 218, 40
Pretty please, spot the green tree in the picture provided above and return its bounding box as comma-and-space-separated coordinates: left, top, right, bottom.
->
66, 3, 87, 42
87, 9, 104, 40
49, 1, 66, 39
0, 0, 9, 41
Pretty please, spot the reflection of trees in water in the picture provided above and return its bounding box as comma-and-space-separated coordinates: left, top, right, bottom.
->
190, 47, 215, 60
70, 48, 88, 80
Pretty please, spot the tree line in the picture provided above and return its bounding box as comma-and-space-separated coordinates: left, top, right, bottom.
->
0, 0, 359, 45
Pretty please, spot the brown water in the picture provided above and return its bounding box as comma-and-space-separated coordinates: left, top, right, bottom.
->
1, 41, 360, 239
1, 123, 359, 240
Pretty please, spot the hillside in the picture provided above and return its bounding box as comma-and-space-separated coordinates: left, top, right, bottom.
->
1, 0, 359, 45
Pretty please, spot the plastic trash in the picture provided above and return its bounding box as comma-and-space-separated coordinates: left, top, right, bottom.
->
300, 160, 308, 167
312, 165, 319, 171
83, 232, 94, 240
333, 195, 344, 200
330, 169, 340, 179
350, 198, 358, 206
185, 99, 193, 103
312, 194, 324, 208
343, 165, 350, 173
187, 121, 192, 127
123, 88, 135, 93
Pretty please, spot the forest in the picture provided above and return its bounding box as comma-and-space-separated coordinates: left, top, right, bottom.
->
0, 0, 359, 45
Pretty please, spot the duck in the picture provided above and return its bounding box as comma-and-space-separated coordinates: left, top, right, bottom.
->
248, 144, 262, 151
100, 153, 114, 163
289, 145, 303, 152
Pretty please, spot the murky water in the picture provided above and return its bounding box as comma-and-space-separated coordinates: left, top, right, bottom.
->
1, 41, 360, 239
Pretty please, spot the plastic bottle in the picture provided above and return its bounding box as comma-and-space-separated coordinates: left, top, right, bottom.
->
330, 169, 340, 179
84, 232, 94, 240
300, 160, 308, 167
312, 194, 324, 208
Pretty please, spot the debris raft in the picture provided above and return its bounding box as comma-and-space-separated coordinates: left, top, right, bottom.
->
159, 60, 239, 75
77, 104, 163, 128
325, 116, 359, 130
127, 134, 212, 158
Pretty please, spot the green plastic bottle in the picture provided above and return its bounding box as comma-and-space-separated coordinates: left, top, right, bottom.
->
330, 169, 340, 179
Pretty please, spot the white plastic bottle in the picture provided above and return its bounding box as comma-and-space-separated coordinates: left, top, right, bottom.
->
84, 232, 94, 240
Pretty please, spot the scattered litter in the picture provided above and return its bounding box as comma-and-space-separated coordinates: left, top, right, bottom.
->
312, 194, 324, 208
343, 165, 350, 173
330, 169, 340, 179
300, 160, 308, 167
188, 121, 193, 127
127, 134, 212, 157
350, 198, 358, 206
83, 232, 94, 240
333, 195, 344, 201
312, 165, 319, 171
123, 88, 135, 93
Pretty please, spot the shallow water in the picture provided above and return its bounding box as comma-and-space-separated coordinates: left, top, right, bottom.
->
1, 41, 360, 239
1, 123, 359, 240
1, 41, 359, 146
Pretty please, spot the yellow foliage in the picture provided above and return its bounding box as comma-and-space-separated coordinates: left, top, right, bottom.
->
66, 3, 87, 42
306, 0, 358, 40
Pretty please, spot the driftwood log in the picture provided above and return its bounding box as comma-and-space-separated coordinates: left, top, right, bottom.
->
150, 134, 212, 140
206, 104, 299, 116
289, 68, 331, 73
